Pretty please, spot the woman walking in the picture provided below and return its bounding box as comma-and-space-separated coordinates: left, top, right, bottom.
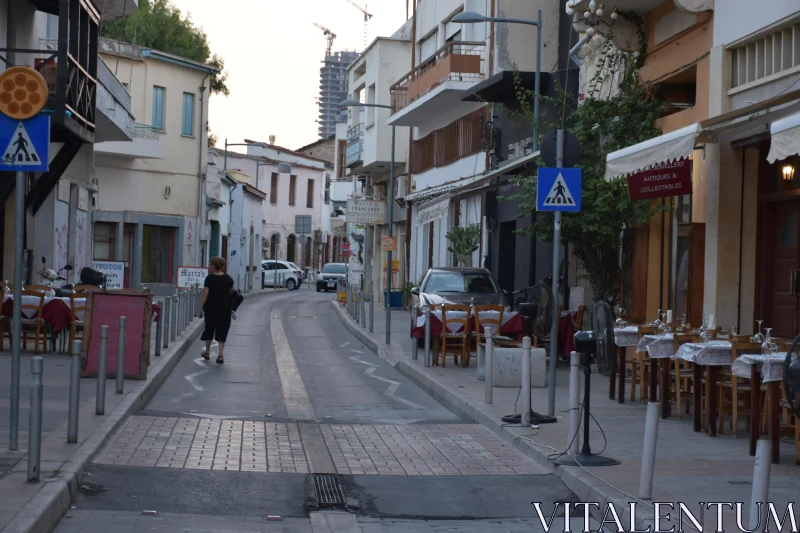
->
200, 256, 234, 364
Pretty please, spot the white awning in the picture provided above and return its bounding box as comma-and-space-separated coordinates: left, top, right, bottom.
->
605, 123, 701, 181
416, 194, 450, 226
768, 112, 800, 163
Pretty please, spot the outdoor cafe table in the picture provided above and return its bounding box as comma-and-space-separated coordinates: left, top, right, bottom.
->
732, 352, 786, 463
411, 309, 525, 342
610, 326, 639, 402
674, 340, 733, 438
636, 333, 676, 413
1, 294, 85, 335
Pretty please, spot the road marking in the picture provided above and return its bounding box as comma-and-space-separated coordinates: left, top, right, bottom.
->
348, 348, 364, 354
349, 356, 424, 410
310, 511, 360, 533
339, 341, 351, 348
271, 311, 316, 420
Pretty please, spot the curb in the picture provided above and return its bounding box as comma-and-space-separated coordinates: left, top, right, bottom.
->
4, 292, 286, 533
330, 301, 658, 531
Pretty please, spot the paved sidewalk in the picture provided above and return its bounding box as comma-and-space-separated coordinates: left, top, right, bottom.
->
335, 302, 800, 532
0, 288, 286, 533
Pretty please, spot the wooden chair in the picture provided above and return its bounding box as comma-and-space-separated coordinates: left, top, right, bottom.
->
436, 304, 471, 367
25, 284, 51, 293
718, 342, 763, 436
671, 333, 695, 418
68, 291, 88, 349
472, 304, 504, 353
19, 289, 46, 354
632, 326, 657, 402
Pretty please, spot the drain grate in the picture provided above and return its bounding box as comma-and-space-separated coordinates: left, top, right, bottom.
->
313, 474, 345, 507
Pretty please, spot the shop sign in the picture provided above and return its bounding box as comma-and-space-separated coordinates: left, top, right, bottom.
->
382, 236, 397, 252
627, 158, 692, 201
346, 199, 385, 224
384, 259, 400, 272
177, 266, 209, 288
92, 260, 124, 289
416, 196, 449, 225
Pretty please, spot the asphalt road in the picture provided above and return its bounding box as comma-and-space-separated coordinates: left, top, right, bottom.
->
54, 289, 581, 533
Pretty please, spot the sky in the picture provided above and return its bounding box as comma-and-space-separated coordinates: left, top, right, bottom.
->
169, 0, 410, 152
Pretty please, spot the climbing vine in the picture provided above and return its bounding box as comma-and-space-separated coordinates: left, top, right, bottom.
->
502, 13, 667, 305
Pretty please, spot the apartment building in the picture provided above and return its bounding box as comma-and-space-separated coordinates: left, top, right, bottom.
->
0, 1, 135, 285
319, 51, 359, 139
93, 38, 218, 288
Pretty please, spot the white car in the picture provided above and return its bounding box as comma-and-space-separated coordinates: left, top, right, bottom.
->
261, 260, 302, 290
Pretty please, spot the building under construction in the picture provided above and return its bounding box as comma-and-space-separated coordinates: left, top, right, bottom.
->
318, 50, 358, 139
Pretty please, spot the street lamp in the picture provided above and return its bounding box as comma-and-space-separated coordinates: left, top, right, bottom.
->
451, 10, 542, 151
340, 99, 396, 345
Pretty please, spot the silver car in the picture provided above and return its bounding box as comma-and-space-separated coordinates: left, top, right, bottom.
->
410, 267, 509, 309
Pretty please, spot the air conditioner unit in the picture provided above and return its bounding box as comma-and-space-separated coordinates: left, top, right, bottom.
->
396, 175, 407, 201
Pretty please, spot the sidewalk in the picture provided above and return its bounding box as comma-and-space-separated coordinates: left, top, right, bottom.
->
0, 288, 286, 533
334, 302, 800, 532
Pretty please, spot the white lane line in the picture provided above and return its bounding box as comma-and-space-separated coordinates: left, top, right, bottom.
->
349, 356, 425, 410
171, 355, 214, 402
271, 311, 316, 420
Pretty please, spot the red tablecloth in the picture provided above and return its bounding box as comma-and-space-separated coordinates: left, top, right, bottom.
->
559, 313, 576, 359
153, 303, 161, 323
411, 313, 526, 341
1, 298, 72, 334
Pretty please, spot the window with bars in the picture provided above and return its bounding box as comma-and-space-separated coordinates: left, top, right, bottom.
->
93, 222, 116, 260
307, 179, 315, 208
289, 175, 297, 206
270, 173, 278, 205
730, 21, 800, 89
410, 108, 485, 174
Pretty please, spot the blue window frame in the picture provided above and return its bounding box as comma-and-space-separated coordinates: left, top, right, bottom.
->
182, 92, 195, 136
152, 86, 165, 130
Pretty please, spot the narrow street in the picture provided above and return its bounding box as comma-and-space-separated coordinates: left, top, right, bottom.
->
51, 290, 580, 532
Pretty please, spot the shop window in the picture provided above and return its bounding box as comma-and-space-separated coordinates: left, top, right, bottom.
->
307, 179, 315, 208
270, 173, 278, 205
673, 223, 705, 327
620, 226, 649, 322
141, 225, 175, 284
93, 222, 116, 260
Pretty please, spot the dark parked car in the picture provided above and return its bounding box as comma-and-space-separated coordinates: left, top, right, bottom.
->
410, 267, 508, 309
317, 262, 347, 292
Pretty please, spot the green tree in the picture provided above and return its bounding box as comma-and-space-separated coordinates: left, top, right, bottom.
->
505, 18, 666, 304
446, 224, 481, 267
101, 0, 229, 95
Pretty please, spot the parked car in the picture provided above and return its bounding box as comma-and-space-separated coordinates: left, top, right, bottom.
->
286, 261, 304, 285
410, 267, 508, 309
317, 263, 347, 292
261, 260, 302, 290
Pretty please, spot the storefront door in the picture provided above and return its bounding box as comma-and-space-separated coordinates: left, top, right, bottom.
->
761, 200, 800, 338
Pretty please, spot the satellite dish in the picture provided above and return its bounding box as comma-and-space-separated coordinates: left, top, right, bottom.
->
784, 334, 800, 418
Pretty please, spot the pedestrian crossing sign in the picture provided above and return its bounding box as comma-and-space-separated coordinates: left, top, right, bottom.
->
0, 113, 49, 172
536, 167, 581, 212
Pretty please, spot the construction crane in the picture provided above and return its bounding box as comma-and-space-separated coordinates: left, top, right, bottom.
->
342, 0, 372, 49
312, 22, 337, 56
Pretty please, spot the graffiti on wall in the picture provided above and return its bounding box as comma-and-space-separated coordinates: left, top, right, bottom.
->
186, 220, 193, 258
74, 211, 88, 275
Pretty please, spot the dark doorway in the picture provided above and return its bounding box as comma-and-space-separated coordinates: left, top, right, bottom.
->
287, 234, 297, 264
270, 233, 279, 259
221, 236, 229, 271
498, 221, 516, 294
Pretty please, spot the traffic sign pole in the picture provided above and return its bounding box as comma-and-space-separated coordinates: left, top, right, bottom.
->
9, 170, 25, 450
547, 130, 564, 418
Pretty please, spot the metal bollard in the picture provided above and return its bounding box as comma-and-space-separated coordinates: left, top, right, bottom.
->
484, 327, 494, 404
67, 340, 81, 443
568, 351, 580, 454
169, 295, 176, 343
154, 300, 162, 357
178, 293, 184, 334
361, 293, 366, 328
116, 316, 126, 394
27, 356, 43, 481
369, 295, 374, 333
521, 336, 531, 426
354, 291, 359, 322
639, 401, 660, 500
411, 306, 419, 360
749, 440, 772, 532
423, 307, 432, 367
96, 326, 109, 415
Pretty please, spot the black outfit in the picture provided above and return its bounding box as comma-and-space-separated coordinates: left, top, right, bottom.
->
201, 273, 234, 343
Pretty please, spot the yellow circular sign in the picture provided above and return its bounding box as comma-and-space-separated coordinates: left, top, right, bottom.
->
0, 66, 49, 120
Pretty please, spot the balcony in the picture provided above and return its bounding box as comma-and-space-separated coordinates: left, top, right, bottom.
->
346, 124, 363, 167
95, 124, 164, 159
389, 41, 486, 128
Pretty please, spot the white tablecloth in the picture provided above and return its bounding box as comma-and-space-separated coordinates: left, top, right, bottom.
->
732, 352, 785, 383
636, 333, 675, 358
415, 309, 517, 333
2, 294, 86, 322
674, 341, 732, 366
614, 326, 639, 347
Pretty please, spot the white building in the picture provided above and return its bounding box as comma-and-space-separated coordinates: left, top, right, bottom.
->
93, 38, 218, 287
345, 26, 412, 302
1, 1, 135, 286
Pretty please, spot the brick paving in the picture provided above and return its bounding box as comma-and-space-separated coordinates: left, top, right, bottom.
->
95, 416, 544, 475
